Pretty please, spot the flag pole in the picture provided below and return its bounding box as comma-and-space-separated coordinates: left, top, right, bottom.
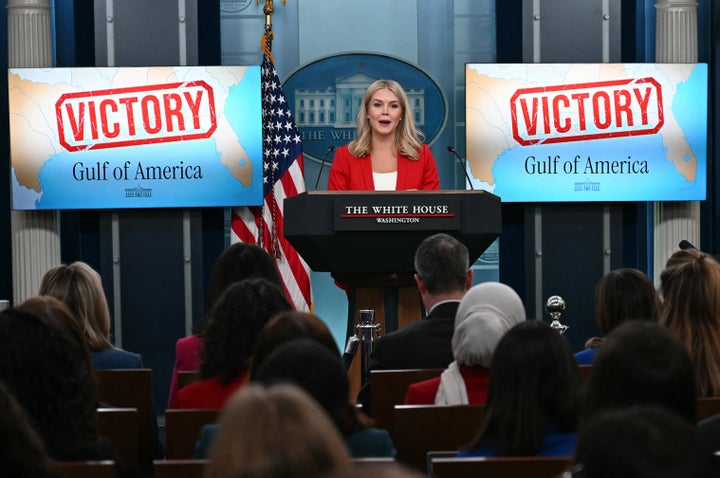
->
257, 0, 288, 257
258, 0, 287, 29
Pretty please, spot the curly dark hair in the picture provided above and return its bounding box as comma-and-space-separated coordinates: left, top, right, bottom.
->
0, 300, 107, 461
200, 278, 292, 385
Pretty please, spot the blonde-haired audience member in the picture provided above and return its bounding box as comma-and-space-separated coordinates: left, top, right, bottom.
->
39, 261, 144, 369
205, 384, 351, 478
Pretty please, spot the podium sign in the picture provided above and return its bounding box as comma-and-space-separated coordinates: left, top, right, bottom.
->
284, 190, 501, 273
334, 196, 461, 231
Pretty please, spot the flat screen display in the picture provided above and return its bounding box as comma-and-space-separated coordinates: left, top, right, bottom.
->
465, 63, 707, 202
8, 66, 263, 210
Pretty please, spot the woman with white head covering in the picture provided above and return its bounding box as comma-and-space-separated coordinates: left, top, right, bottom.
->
403, 282, 526, 405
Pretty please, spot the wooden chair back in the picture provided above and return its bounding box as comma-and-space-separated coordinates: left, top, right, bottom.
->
390, 404, 486, 472
59, 460, 115, 478
153, 459, 209, 478
351, 457, 397, 467
164, 409, 220, 459
96, 407, 138, 471
697, 396, 720, 421
95, 369, 156, 467
431, 456, 572, 478
369, 368, 443, 429
178, 371, 202, 391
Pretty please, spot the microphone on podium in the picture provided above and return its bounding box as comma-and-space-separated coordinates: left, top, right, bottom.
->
314, 145, 337, 190
447, 146, 475, 190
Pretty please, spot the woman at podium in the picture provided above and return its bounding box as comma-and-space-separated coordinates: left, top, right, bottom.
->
327, 79, 440, 191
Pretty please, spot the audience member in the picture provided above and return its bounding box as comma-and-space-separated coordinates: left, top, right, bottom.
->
194, 310, 342, 457
0, 300, 111, 462
196, 339, 394, 459
254, 340, 394, 458
0, 380, 59, 477
357, 233, 472, 412
459, 320, 580, 457
573, 406, 712, 478
249, 310, 341, 378
665, 246, 703, 269
40, 262, 164, 460
658, 251, 720, 396
575, 268, 659, 365
175, 278, 292, 409
582, 321, 697, 424
204, 383, 351, 478
404, 281, 525, 405
168, 243, 284, 408
39, 261, 143, 369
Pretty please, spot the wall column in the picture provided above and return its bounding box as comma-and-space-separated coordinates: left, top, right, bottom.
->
653, 0, 699, 282
7, 0, 60, 303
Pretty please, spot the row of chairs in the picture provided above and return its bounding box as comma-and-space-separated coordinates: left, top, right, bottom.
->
60, 456, 572, 478
95, 367, 720, 473
367, 365, 594, 430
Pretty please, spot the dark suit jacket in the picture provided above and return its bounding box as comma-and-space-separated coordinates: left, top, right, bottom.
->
357, 301, 459, 413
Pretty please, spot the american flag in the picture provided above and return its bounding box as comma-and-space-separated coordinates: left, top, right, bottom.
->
230, 31, 311, 312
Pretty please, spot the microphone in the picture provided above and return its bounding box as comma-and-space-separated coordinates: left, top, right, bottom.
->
679, 240, 698, 251
447, 146, 475, 190
314, 145, 337, 190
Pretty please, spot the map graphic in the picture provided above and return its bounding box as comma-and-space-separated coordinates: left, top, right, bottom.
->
465, 63, 707, 202
8, 66, 262, 210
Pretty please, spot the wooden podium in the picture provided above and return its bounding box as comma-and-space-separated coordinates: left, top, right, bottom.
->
284, 190, 502, 397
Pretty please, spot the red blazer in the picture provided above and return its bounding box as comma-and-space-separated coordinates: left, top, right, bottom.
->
175, 372, 249, 409
327, 144, 440, 191
403, 366, 490, 405
167, 334, 204, 409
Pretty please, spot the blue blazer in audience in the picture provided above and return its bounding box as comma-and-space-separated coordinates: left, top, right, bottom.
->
458, 431, 576, 458
91, 348, 144, 369
574, 348, 598, 365
194, 424, 396, 459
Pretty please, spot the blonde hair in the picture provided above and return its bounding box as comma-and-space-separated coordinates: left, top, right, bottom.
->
206, 384, 351, 478
348, 79, 424, 160
39, 261, 113, 351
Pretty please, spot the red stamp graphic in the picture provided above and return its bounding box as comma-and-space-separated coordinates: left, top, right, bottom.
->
510, 78, 663, 146
56, 81, 217, 152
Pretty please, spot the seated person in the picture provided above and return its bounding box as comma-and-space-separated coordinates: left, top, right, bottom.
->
0, 298, 112, 463
404, 281, 526, 405
574, 406, 712, 478
197, 339, 395, 459
39, 261, 144, 369
575, 268, 658, 365
249, 311, 341, 378
658, 250, 720, 396
167, 243, 285, 409
582, 321, 697, 425
203, 383, 351, 478
175, 278, 292, 409
459, 320, 581, 457
357, 233, 472, 413
40, 262, 165, 458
